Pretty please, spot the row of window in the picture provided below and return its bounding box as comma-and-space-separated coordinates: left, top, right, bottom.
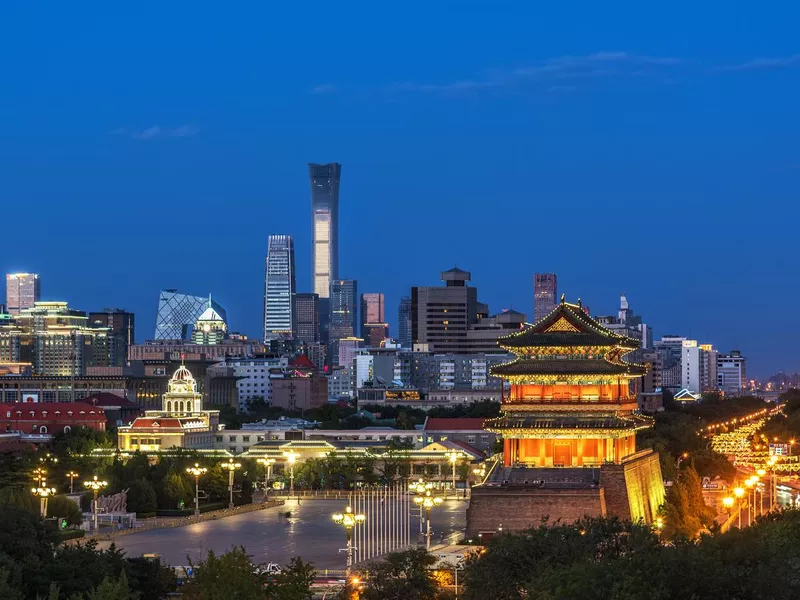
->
5, 409, 96, 418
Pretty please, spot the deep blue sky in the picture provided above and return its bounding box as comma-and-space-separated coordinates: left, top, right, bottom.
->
1, 2, 798, 377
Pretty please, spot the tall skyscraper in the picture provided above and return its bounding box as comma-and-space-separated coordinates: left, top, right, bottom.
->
263, 235, 296, 341
533, 273, 557, 323
329, 279, 357, 366
294, 293, 320, 343
6, 273, 40, 316
89, 308, 135, 366
398, 297, 412, 348
360, 293, 388, 347
154, 290, 227, 340
309, 163, 340, 345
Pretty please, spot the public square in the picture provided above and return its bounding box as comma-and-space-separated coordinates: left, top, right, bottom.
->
100, 498, 467, 569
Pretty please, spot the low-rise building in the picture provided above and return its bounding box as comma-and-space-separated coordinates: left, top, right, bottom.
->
0, 401, 107, 435
269, 355, 327, 411
421, 417, 498, 453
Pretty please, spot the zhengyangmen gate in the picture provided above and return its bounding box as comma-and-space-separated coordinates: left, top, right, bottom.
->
466, 298, 665, 536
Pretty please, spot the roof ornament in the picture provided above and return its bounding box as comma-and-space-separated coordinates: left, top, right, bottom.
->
560, 293, 565, 304
577, 298, 582, 307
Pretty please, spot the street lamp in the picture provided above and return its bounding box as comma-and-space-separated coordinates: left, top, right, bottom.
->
186, 463, 207, 516
257, 458, 276, 494
220, 458, 242, 509
722, 496, 734, 521
83, 475, 108, 532
445, 451, 463, 496
332, 505, 365, 576
410, 479, 433, 533
413, 489, 443, 549
32, 467, 47, 487
65, 470, 80, 494
734, 486, 745, 528
283, 450, 298, 499
39, 452, 58, 466
31, 482, 57, 518
655, 517, 664, 534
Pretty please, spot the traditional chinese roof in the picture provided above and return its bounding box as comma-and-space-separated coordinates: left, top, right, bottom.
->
485, 412, 653, 437
491, 358, 647, 378
499, 300, 640, 350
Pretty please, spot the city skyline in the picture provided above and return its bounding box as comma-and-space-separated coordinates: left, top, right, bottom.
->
2, 3, 798, 376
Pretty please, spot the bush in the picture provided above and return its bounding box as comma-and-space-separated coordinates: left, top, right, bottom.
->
53, 529, 86, 542
127, 478, 157, 514
46, 495, 83, 526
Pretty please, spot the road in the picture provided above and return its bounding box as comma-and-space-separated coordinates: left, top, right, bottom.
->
98, 498, 467, 569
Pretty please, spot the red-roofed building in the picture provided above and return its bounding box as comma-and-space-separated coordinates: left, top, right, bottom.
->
0, 401, 107, 435
84, 393, 142, 428
421, 416, 498, 453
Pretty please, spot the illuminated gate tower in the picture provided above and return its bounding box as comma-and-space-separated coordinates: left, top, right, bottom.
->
466, 298, 665, 535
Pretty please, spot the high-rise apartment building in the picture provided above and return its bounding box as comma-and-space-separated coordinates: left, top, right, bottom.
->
294, 293, 320, 343
88, 308, 135, 366
398, 297, 412, 348
411, 268, 524, 354
329, 279, 357, 366
6, 273, 41, 316
533, 273, 557, 323
263, 235, 296, 341
360, 293, 387, 348
154, 290, 227, 340
718, 351, 746, 396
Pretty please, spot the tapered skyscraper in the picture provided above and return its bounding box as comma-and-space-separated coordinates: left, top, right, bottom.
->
6, 273, 40, 315
309, 163, 340, 299
263, 235, 296, 341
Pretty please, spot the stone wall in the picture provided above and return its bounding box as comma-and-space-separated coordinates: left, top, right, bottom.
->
466, 487, 606, 537
601, 449, 665, 524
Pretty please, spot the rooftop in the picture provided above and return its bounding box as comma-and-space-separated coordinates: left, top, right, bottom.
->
423, 417, 486, 431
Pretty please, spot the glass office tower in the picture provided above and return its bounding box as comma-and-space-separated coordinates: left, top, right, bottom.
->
154, 290, 227, 340
263, 234, 296, 341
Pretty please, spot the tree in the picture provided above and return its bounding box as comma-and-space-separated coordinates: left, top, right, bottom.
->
182, 547, 265, 600
127, 478, 157, 514
86, 572, 132, 600
161, 469, 192, 509
125, 556, 178, 600
264, 557, 315, 600
660, 466, 716, 540
47, 494, 83, 526
360, 548, 438, 600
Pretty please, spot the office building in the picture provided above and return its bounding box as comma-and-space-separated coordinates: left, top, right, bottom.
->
224, 356, 289, 412
718, 351, 746, 396
88, 309, 135, 366
361, 293, 388, 347
6, 273, 40, 316
398, 297, 412, 348
337, 336, 363, 368
294, 293, 320, 343
654, 335, 686, 390
128, 336, 265, 363
154, 290, 227, 340
263, 235, 296, 341
533, 273, 557, 323
270, 355, 328, 411
190, 306, 228, 345
309, 162, 341, 344
329, 279, 357, 366
0, 302, 115, 376
411, 268, 524, 354
595, 295, 652, 356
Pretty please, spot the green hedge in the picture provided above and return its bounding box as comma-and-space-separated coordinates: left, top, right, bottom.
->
156, 502, 227, 517
136, 512, 157, 519
54, 529, 86, 542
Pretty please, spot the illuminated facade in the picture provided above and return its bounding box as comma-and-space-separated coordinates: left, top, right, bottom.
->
309, 163, 340, 299
190, 306, 227, 345
117, 364, 220, 452
361, 293, 387, 348
467, 299, 665, 535
533, 273, 557, 323
263, 234, 296, 341
6, 273, 41, 316
329, 279, 357, 366
154, 290, 227, 340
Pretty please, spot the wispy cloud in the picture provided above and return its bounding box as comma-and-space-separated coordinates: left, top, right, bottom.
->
311, 83, 336, 95
114, 125, 199, 140
718, 54, 800, 72
383, 52, 680, 94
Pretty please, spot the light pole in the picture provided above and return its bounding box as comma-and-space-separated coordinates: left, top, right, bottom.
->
33, 467, 47, 487
734, 486, 745, 528
410, 479, 432, 533
186, 463, 207, 516
283, 450, 298, 500
32, 482, 57, 518
257, 458, 276, 495
445, 451, 463, 496
332, 505, 365, 576
220, 458, 242, 509
722, 495, 734, 526
768, 456, 778, 510
757, 468, 767, 515
66, 470, 80, 494
413, 489, 443, 549
83, 475, 108, 532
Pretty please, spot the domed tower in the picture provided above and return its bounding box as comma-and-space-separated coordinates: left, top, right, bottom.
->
162, 363, 203, 415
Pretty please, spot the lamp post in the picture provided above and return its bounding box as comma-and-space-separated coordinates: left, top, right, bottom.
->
32, 482, 57, 518
32, 467, 47, 487
283, 450, 298, 500
445, 451, 463, 496
413, 489, 443, 549
734, 486, 745, 528
257, 458, 276, 495
186, 463, 207, 516
410, 479, 432, 533
722, 495, 734, 526
756, 468, 767, 515
220, 459, 242, 509
83, 475, 108, 532
332, 505, 365, 576
768, 456, 778, 510
655, 517, 664, 536
65, 470, 79, 494
676, 452, 689, 469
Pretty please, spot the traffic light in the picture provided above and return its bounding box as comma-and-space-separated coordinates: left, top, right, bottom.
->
59, 518, 68, 530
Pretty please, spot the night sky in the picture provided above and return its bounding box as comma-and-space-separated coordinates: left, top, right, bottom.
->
1, 2, 798, 376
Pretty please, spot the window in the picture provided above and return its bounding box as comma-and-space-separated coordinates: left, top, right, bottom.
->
216, 436, 223, 442
243, 436, 250, 442
64, 426, 71, 433
467, 435, 476, 444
